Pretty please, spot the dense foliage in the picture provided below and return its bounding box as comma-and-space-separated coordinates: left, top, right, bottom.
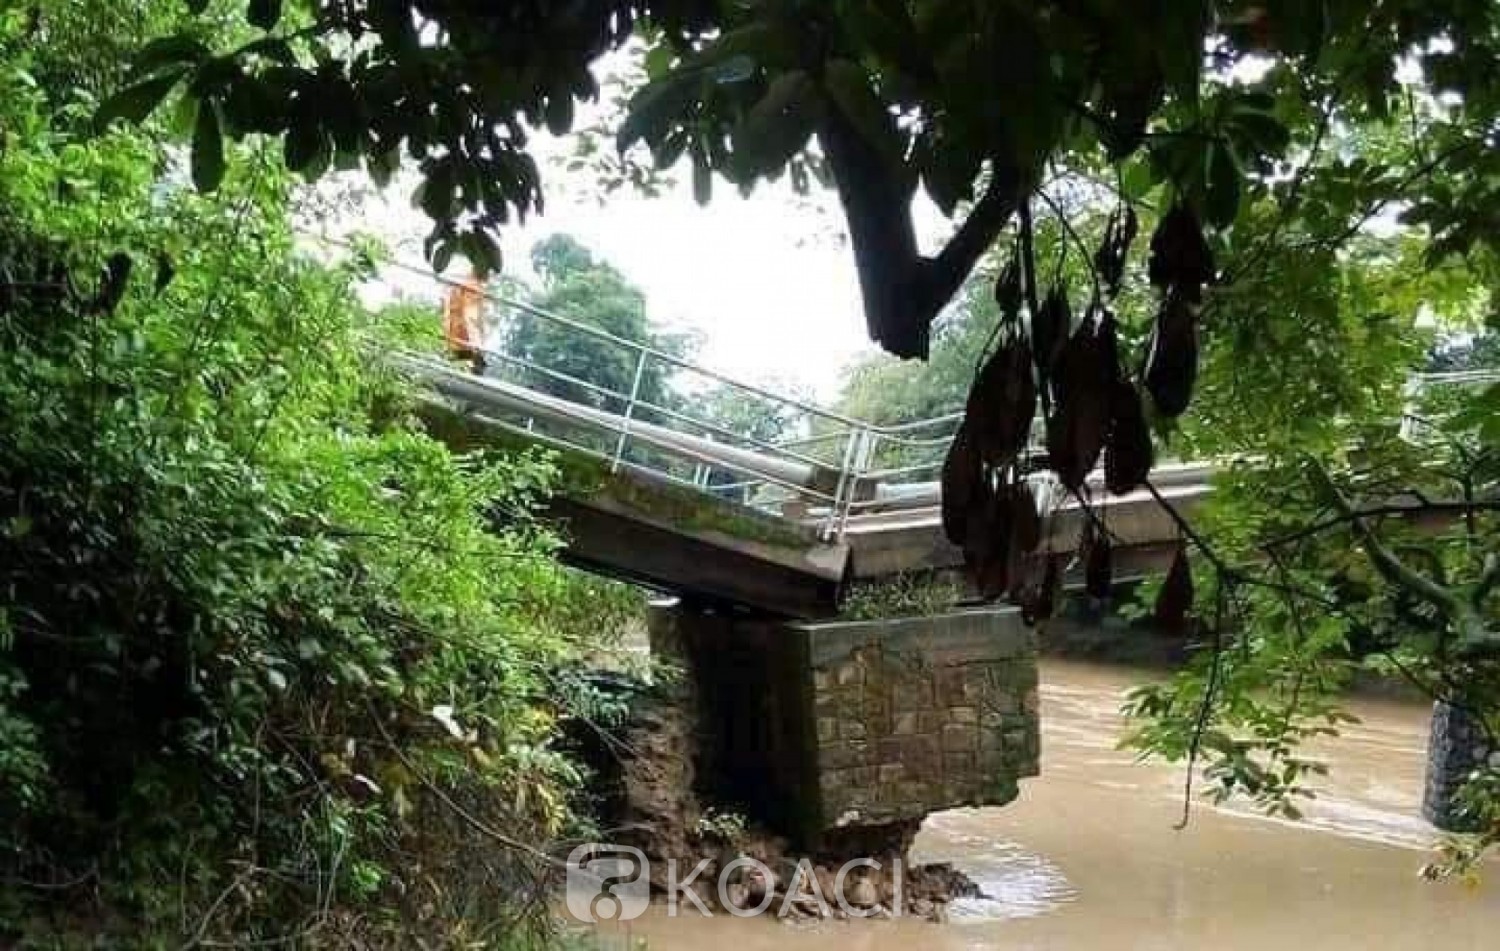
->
501, 233, 689, 412
0, 4, 625, 945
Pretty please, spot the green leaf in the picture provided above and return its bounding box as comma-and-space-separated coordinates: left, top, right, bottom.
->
1205, 142, 1242, 228
618, 68, 704, 153
248, 0, 282, 30
462, 230, 503, 277
691, 147, 712, 205
710, 54, 757, 85
128, 35, 211, 81
191, 99, 226, 192
95, 69, 188, 129
284, 115, 329, 177
731, 70, 816, 178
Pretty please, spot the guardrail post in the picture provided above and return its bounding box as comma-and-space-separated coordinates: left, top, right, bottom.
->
611, 350, 650, 473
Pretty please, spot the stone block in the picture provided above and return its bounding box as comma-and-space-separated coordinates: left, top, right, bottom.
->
915, 710, 944, 734
948, 705, 978, 725
943, 750, 976, 773
878, 763, 906, 784
941, 723, 979, 752
890, 678, 934, 711
933, 666, 967, 705
816, 717, 838, 744
877, 737, 906, 764
893, 711, 918, 736
897, 735, 941, 771
839, 718, 868, 741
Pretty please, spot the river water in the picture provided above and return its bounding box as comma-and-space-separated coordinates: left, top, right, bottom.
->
597, 659, 1500, 950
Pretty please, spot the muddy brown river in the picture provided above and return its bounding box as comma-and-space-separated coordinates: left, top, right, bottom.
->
594, 659, 1500, 949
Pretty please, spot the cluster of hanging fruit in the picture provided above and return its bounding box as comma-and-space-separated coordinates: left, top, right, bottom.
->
940, 201, 1215, 629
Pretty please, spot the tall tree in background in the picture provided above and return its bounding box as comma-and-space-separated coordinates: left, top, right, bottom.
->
504, 233, 690, 413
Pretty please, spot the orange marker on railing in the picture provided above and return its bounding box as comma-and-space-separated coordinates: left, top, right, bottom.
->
442, 270, 486, 371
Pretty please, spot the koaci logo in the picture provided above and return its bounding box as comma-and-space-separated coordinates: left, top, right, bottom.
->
565, 844, 904, 921
565, 844, 652, 922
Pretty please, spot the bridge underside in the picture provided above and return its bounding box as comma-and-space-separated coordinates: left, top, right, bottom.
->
418, 399, 850, 617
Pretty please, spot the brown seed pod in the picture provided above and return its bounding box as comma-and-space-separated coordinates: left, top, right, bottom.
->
994, 257, 1024, 322
1143, 291, 1199, 418
1148, 204, 1215, 294
1094, 206, 1140, 299
963, 476, 1013, 601
1031, 284, 1071, 380
1104, 380, 1154, 495
941, 423, 981, 547
1046, 322, 1110, 489
967, 337, 1037, 468
1084, 530, 1113, 599
1007, 480, 1042, 555
1154, 541, 1195, 632
1022, 554, 1062, 625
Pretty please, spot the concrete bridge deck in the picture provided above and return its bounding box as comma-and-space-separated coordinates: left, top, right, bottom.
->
406, 354, 1211, 616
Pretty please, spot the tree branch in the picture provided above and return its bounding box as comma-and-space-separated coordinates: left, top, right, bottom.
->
1476, 553, 1500, 608
1305, 461, 1463, 617
1262, 499, 1500, 549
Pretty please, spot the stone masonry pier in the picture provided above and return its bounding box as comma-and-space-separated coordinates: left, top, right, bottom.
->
650, 605, 1040, 849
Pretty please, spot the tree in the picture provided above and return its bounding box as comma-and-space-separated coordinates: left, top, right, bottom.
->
0, 4, 622, 944
503, 233, 689, 414
108, 3, 1500, 354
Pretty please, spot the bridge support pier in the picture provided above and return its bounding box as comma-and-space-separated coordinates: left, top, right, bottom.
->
1423, 700, 1497, 832
646, 603, 1040, 849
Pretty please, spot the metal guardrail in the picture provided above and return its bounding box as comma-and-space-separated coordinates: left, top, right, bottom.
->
342, 244, 1034, 540
329, 235, 1499, 543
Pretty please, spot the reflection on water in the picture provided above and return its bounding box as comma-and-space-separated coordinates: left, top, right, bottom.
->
600, 660, 1500, 950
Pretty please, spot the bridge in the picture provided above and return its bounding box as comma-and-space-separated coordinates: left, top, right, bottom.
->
359, 249, 1496, 853
377, 254, 1224, 618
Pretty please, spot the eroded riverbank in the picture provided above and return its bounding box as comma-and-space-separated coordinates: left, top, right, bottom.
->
592, 659, 1500, 950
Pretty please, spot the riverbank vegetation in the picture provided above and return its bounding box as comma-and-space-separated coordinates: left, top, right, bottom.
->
0, 4, 641, 945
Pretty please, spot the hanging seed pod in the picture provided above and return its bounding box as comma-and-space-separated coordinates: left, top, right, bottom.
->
994, 256, 1024, 322
1148, 204, 1215, 295
1094, 205, 1140, 299
1022, 554, 1062, 624
968, 337, 1037, 467
1104, 380, 1154, 495
1007, 481, 1041, 554
1084, 530, 1113, 599
1046, 322, 1110, 489
1154, 541, 1195, 632
1097, 307, 1122, 381
1143, 291, 1199, 418
1031, 284, 1071, 380
941, 423, 981, 547
969, 485, 1014, 602
92, 252, 133, 315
